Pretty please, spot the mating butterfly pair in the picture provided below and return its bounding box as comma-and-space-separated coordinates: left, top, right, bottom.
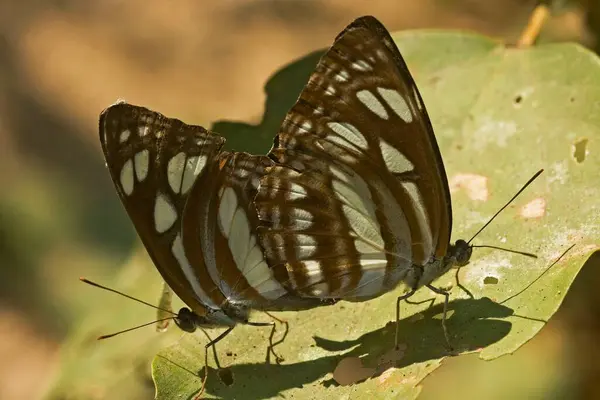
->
99, 15, 511, 393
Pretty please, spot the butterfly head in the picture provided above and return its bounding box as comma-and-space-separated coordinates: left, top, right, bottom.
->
174, 307, 206, 333
450, 239, 473, 267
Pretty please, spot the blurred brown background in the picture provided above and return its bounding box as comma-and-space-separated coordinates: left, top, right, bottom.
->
1, 0, 599, 399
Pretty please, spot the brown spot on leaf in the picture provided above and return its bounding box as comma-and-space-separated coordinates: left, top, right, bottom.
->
449, 174, 488, 201
333, 357, 375, 386
520, 197, 546, 219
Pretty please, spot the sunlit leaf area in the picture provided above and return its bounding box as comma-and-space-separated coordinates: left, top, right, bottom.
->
3, 1, 600, 399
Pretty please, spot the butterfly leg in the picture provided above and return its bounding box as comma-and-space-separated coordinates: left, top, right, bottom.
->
454, 268, 474, 299
395, 289, 416, 349
425, 284, 453, 350
194, 326, 234, 400
246, 319, 287, 364
264, 311, 290, 363
405, 297, 436, 309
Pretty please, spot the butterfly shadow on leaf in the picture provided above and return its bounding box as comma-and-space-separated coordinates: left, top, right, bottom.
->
314, 296, 515, 386
190, 297, 514, 399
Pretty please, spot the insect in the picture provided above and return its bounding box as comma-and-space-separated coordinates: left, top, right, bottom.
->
96, 15, 540, 397
98, 101, 330, 395
252, 15, 539, 349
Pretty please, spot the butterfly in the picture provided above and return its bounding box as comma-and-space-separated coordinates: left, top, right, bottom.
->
99, 102, 327, 326
253, 15, 474, 348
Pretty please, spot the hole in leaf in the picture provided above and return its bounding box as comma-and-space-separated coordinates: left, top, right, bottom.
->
432, 310, 455, 320
573, 138, 588, 163
484, 276, 499, 285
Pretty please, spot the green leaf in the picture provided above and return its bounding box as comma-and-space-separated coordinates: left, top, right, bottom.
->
153, 30, 600, 399
46, 252, 184, 400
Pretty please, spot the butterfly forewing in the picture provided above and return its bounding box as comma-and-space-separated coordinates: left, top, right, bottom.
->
99, 102, 226, 317
256, 16, 453, 298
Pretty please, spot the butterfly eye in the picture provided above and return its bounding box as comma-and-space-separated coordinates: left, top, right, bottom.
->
451, 239, 472, 266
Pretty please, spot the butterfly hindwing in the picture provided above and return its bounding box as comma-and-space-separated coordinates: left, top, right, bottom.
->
181, 151, 326, 311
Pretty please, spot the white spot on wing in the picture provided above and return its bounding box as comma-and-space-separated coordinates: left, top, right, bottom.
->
355, 239, 377, 254
218, 187, 286, 299
303, 260, 325, 287
401, 182, 432, 257
180, 155, 207, 194
356, 90, 388, 119
286, 183, 308, 201
230, 208, 250, 271
377, 88, 413, 123
119, 129, 131, 143
412, 86, 423, 111
120, 159, 134, 196
167, 152, 187, 193
379, 139, 413, 173
351, 60, 372, 72
300, 121, 312, 132
171, 234, 218, 308
218, 187, 237, 238
341, 204, 384, 250
154, 193, 177, 233
332, 171, 385, 253
289, 208, 313, 230
335, 69, 350, 82
327, 122, 368, 150
295, 234, 318, 258
134, 149, 150, 182
138, 126, 149, 136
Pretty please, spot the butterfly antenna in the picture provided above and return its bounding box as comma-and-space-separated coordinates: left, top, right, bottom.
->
467, 169, 544, 245
80, 277, 177, 316
98, 317, 175, 339
500, 243, 576, 304
471, 245, 537, 259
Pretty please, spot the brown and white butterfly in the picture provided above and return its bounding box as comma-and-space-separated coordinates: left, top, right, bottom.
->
99, 103, 325, 326
254, 16, 474, 347
99, 100, 332, 395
